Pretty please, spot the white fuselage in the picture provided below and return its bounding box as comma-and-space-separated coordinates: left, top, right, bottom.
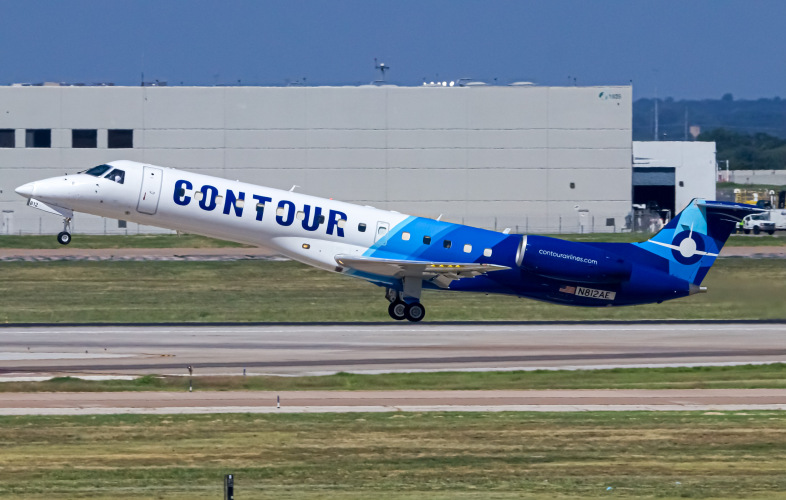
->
20, 160, 410, 272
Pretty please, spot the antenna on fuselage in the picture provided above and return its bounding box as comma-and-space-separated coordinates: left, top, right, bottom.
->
289, 185, 300, 192
436, 214, 443, 221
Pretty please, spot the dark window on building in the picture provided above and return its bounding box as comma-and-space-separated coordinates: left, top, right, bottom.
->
108, 129, 133, 148
606, 218, 615, 227
443, 239, 452, 249
358, 223, 367, 232
26, 129, 51, 148
72, 129, 97, 148
423, 235, 431, 245
118, 220, 127, 228
679, 181, 684, 187
569, 182, 576, 189
0, 129, 14, 148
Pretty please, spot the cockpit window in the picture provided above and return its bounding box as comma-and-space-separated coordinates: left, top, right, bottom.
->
83, 164, 112, 177
104, 169, 125, 185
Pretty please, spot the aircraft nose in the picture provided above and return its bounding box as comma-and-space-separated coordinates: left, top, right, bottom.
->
15, 181, 36, 198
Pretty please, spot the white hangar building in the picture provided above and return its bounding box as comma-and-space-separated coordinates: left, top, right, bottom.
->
632, 141, 717, 218
0, 84, 633, 236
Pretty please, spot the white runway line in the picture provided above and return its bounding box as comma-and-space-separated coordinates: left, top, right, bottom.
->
0, 375, 137, 382
0, 352, 134, 361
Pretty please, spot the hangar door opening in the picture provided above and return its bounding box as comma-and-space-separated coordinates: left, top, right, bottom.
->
632, 167, 675, 217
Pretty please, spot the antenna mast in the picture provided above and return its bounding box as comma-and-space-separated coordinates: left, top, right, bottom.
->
374, 58, 390, 81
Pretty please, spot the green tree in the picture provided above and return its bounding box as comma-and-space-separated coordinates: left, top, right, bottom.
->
698, 128, 786, 170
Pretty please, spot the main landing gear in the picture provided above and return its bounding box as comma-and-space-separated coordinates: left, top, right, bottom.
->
57, 217, 72, 245
385, 283, 426, 323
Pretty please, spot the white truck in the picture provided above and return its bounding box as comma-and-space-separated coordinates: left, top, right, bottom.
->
740, 209, 786, 234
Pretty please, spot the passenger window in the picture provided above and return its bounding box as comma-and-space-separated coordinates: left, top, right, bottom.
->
256, 203, 265, 216
443, 240, 452, 249
338, 219, 347, 228
276, 207, 286, 217
104, 169, 125, 184
423, 236, 431, 245
319, 215, 325, 224
358, 223, 366, 232
463, 244, 472, 253
483, 248, 493, 257
194, 191, 204, 201
235, 199, 245, 208
296, 211, 305, 221
402, 232, 410, 241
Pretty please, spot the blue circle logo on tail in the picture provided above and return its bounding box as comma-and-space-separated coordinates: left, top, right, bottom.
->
670, 230, 706, 265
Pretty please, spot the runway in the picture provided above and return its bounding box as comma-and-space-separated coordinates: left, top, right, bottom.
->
1, 388, 785, 415
1, 322, 785, 377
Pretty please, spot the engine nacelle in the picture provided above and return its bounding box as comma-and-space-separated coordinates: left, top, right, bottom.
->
517, 235, 631, 284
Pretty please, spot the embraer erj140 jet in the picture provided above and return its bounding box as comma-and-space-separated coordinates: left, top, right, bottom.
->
15, 160, 759, 322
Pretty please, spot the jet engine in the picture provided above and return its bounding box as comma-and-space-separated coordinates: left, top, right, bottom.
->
517, 235, 631, 284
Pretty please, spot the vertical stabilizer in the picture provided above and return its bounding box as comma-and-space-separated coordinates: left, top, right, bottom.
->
634, 199, 762, 285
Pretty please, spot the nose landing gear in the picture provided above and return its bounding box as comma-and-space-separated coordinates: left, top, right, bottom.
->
57, 218, 72, 245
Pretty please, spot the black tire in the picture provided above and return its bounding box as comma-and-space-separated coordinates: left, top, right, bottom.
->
388, 301, 407, 321
744, 229, 751, 235
753, 226, 761, 235
767, 230, 775, 235
404, 302, 425, 323
57, 232, 71, 245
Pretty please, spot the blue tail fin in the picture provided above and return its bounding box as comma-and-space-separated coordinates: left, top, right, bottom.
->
634, 199, 762, 285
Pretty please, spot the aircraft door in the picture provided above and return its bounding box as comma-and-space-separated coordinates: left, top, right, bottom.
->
137, 166, 163, 215
375, 221, 389, 243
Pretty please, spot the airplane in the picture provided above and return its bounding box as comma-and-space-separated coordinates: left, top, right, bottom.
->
15, 160, 761, 322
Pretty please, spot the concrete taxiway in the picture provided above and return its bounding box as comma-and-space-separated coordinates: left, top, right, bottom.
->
1, 322, 785, 377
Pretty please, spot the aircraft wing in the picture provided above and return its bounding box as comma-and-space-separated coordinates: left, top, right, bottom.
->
335, 254, 509, 288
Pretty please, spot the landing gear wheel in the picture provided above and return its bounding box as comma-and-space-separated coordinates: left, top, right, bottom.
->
404, 302, 425, 323
57, 231, 71, 245
388, 301, 407, 321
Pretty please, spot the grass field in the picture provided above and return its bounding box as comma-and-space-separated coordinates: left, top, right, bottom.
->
0, 234, 249, 249
0, 232, 784, 249
0, 257, 784, 323
3, 364, 786, 393
0, 411, 784, 499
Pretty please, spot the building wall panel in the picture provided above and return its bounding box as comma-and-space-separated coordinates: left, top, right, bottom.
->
0, 85, 634, 235
142, 88, 225, 129
466, 87, 550, 129
225, 88, 307, 129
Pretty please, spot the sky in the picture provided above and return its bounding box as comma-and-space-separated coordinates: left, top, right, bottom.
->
1, 0, 784, 100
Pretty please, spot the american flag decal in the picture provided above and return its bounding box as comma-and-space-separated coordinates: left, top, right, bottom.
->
559, 285, 576, 294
